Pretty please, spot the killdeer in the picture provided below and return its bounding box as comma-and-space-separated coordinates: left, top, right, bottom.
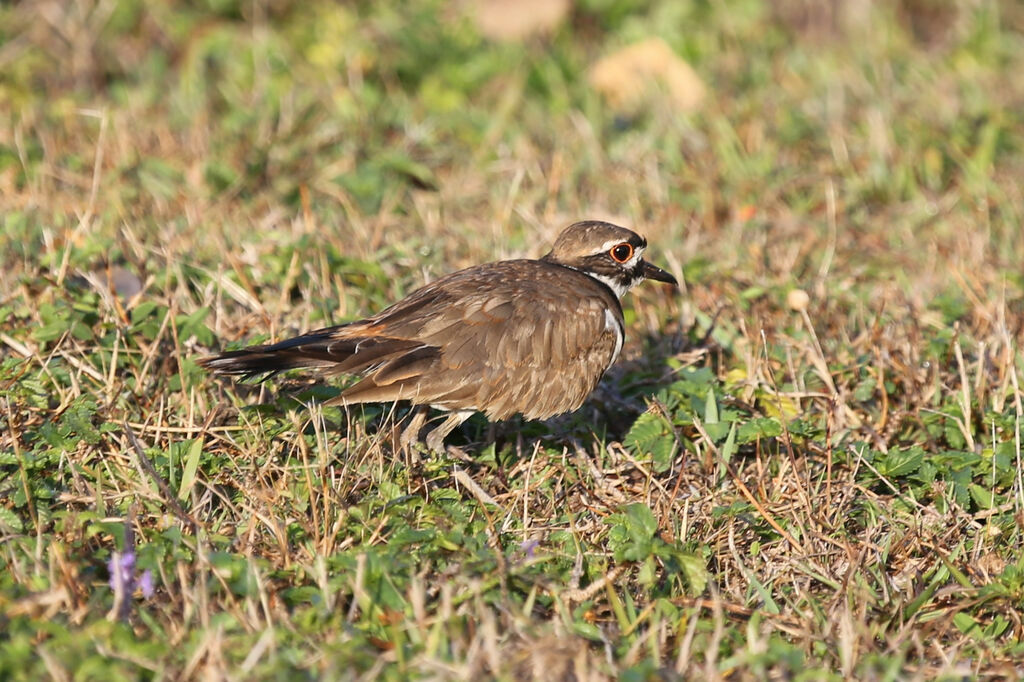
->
199, 220, 677, 451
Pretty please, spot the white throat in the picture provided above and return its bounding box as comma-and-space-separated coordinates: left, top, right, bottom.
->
585, 271, 637, 299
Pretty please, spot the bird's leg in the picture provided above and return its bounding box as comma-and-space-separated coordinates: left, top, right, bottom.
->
425, 410, 474, 453
400, 406, 429, 451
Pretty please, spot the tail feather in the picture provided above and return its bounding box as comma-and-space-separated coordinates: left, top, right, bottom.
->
198, 327, 435, 383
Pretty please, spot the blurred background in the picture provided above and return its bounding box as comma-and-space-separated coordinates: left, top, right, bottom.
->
3, 0, 1022, 322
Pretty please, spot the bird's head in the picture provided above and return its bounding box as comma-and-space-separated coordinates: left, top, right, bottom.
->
542, 220, 678, 298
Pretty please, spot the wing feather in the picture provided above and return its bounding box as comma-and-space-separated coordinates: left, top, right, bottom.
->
203, 259, 624, 419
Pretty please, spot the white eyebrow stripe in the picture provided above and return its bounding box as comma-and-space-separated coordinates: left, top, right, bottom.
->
599, 238, 630, 252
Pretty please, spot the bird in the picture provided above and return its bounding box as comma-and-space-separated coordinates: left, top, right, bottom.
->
198, 220, 678, 451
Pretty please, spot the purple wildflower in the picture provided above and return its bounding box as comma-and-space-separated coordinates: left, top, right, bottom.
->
138, 570, 155, 598
108, 550, 154, 598
519, 539, 540, 559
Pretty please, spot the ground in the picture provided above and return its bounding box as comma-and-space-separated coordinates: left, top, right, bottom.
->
2, 0, 1024, 679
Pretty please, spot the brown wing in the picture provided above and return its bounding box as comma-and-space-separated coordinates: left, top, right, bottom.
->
335, 260, 623, 419
200, 260, 623, 420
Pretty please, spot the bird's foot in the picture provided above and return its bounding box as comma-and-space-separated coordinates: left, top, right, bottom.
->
424, 429, 447, 455
424, 409, 475, 454
400, 407, 428, 450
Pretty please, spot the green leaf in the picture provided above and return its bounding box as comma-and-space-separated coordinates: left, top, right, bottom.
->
61, 399, 101, 446
624, 411, 663, 448
968, 484, 995, 510
985, 615, 1010, 639
852, 376, 877, 402
744, 567, 779, 613
572, 621, 605, 642
177, 306, 214, 345
701, 421, 731, 443
720, 422, 737, 464
637, 556, 657, 586
704, 387, 719, 424
737, 417, 783, 444
677, 552, 710, 595
624, 411, 675, 473
130, 300, 161, 325
0, 506, 25, 533
953, 612, 981, 637
177, 438, 203, 502
34, 319, 71, 343
624, 503, 657, 537
879, 446, 924, 478
607, 503, 659, 562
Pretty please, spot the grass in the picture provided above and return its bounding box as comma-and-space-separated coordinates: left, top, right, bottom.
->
2, 0, 1024, 678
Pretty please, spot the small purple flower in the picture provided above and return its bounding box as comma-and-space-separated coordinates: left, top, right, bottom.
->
519, 539, 540, 559
108, 552, 135, 590
138, 569, 154, 598
108, 551, 154, 598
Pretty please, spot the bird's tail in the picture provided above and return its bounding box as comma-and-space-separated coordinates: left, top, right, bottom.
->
197, 329, 342, 380
198, 326, 430, 381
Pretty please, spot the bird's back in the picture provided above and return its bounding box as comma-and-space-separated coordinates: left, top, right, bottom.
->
333, 258, 624, 419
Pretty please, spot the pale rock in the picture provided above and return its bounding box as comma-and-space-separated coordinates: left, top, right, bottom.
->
589, 37, 706, 114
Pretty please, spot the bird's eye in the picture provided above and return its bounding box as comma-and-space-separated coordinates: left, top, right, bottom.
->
609, 243, 634, 263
